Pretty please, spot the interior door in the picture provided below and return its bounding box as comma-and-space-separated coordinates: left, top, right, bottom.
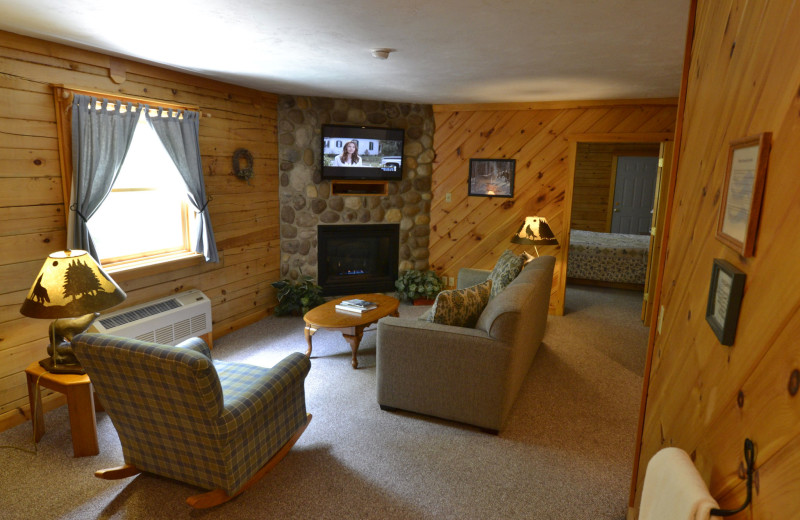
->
610, 156, 659, 234
641, 142, 674, 325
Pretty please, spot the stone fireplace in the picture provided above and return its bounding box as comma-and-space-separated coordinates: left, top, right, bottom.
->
277, 95, 435, 284
317, 224, 399, 296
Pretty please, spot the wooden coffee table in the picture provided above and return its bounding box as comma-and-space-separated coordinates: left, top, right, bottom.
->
303, 293, 399, 369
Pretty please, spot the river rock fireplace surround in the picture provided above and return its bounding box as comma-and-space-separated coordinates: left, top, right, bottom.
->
317, 224, 400, 296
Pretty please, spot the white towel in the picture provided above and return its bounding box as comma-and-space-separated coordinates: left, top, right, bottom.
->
639, 447, 720, 520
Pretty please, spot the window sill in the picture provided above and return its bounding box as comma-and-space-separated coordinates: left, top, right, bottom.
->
104, 252, 206, 283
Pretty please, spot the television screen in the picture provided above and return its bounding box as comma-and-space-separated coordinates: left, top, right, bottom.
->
321, 124, 405, 181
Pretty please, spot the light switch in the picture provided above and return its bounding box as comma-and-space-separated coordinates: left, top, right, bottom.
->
445, 192, 451, 203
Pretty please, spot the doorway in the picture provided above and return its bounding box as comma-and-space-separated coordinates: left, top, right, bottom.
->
558, 137, 673, 322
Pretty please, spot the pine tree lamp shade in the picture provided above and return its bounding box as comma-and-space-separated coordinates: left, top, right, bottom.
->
510, 216, 558, 257
20, 250, 126, 374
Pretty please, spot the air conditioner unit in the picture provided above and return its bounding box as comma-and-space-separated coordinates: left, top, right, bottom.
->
89, 289, 212, 345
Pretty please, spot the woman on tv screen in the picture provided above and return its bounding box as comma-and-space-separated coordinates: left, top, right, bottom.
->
332, 140, 362, 166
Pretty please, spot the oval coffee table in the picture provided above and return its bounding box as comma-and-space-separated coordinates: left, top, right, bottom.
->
303, 293, 399, 369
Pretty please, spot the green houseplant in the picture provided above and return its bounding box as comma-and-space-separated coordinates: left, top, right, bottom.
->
271, 275, 326, 316
395, 269, 446, 304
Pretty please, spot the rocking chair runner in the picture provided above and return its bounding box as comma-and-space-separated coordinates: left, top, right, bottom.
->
71, 333, 312, 508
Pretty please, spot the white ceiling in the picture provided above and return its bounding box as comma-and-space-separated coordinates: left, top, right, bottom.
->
0, 0, 690, 104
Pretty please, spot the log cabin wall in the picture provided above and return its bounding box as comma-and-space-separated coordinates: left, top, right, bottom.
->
633, 0, 800, 516
0, 31, 279, 432
430, 102, 676, 315
572, 142, 660, 232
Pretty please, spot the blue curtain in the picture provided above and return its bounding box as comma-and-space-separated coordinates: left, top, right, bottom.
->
146, 108, 219, 263
68, 94, 138, 260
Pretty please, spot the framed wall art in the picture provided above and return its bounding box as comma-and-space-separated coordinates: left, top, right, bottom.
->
468, 159, 515, 198
716, 132, 771, 256
705, 258, 746, 346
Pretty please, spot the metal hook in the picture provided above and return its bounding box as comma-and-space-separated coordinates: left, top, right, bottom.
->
710, 438, 755, 517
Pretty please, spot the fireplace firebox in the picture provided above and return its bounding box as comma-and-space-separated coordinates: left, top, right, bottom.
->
317, 224, 399, 296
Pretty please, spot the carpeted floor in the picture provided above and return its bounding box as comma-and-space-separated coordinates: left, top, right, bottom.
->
0, 285, 648, 519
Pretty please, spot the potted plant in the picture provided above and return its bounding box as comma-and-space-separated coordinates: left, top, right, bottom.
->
395, 269, 446, 305
270, 275, 326, 316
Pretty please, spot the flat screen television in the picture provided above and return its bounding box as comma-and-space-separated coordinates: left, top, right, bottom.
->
321, 124, 405, 181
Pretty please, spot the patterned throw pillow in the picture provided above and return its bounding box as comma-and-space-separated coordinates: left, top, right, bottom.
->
426, 279, 492, 328
487, 249, 525, 298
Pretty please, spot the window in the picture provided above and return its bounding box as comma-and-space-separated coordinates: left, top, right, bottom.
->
88, 110, 198, 267
54, 87, 218, 271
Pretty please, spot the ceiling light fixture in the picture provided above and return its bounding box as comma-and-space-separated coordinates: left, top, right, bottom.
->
371, 48, 393, 60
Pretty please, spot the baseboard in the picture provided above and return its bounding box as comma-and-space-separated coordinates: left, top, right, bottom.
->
0, 392, 67, 433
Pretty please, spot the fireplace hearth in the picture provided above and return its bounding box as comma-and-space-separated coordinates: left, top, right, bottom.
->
318, 224, 399, 296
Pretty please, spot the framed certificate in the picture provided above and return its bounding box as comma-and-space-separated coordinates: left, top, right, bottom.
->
705, 258, 746, 346
715, 132, 771, 256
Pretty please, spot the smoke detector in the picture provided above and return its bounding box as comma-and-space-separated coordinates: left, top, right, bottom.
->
371, 48, 393, 60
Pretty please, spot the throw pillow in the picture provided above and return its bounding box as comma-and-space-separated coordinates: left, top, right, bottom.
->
487, 249, 525, 298
426, 279, 492, 328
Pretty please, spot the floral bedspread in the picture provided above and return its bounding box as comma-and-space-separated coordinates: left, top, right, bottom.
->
567, 229, 650, 285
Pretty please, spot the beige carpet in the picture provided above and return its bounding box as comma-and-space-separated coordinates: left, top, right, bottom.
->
0, 285, 648, 519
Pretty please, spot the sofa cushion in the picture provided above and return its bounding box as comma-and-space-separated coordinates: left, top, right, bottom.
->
426, 279, 492, 328
487, 250, 525, 298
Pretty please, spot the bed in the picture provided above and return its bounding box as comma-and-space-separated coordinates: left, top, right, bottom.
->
567, 229, 650, 288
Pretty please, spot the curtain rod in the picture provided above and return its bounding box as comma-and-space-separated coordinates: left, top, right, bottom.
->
53, 85, 211, 117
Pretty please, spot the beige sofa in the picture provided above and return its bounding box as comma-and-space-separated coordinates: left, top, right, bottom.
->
376, 255, 555, 433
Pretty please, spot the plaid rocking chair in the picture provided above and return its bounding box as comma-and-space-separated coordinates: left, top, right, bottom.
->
72, 333, 312, 508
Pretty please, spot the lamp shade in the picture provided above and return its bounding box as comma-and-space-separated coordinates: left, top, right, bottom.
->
20, 250, 126, 320
510, 216, 559, 246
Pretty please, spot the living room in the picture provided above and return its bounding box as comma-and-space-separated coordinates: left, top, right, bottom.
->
2, 0, 800, 518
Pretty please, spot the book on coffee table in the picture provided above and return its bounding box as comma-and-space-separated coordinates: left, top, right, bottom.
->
338, 299, 377, 310
335, 299, 378, 313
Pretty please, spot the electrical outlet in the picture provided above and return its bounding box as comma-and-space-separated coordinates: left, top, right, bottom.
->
657, 305, 665, 334
445, 192, 452, 203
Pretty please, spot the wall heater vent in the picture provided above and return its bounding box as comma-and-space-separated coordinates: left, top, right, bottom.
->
90, 289, 211, 346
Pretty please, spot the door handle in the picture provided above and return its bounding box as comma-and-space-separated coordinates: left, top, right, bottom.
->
613, 208, 620, 212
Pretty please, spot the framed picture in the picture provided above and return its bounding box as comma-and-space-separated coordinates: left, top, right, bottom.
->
705, 258, 746, 346
716, 132, 771, 256
468, 159, 515, 197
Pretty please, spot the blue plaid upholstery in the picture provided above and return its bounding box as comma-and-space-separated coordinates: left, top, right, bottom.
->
72, 333, 310, 495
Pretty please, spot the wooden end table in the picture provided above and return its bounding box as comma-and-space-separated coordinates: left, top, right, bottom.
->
303, 293, 399, 369
25, 361, 101, 457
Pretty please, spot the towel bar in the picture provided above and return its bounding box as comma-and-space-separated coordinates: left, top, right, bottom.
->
710, 438, 754, 517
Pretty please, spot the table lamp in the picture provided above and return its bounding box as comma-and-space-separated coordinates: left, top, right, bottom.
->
20, 250, 126, 374
510, 216, 559, 257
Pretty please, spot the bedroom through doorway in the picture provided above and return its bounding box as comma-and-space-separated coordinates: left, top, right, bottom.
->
563, 138, 674, 326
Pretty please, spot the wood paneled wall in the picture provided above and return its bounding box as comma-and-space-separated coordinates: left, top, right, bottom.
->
634, 0, 800, 516
430, 102, 676, 314
572, 142, 660, 232
0, 31, 279, 432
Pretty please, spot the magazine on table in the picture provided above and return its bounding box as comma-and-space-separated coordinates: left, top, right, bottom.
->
338, 298, 377, 310
335, 304, 376, 314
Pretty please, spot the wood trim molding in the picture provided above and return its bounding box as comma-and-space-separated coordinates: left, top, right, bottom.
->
628, 0, 698, 510
434, 98, 679, 113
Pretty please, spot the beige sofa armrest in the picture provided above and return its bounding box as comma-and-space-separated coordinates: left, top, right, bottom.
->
457, 267, 491, 289
376, 316, 512, 431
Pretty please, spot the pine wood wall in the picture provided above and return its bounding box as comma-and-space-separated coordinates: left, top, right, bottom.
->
430, 102, 676, 314
0, 31, 279, 432
572, 142, 660, 232
634, 0, 800, 515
